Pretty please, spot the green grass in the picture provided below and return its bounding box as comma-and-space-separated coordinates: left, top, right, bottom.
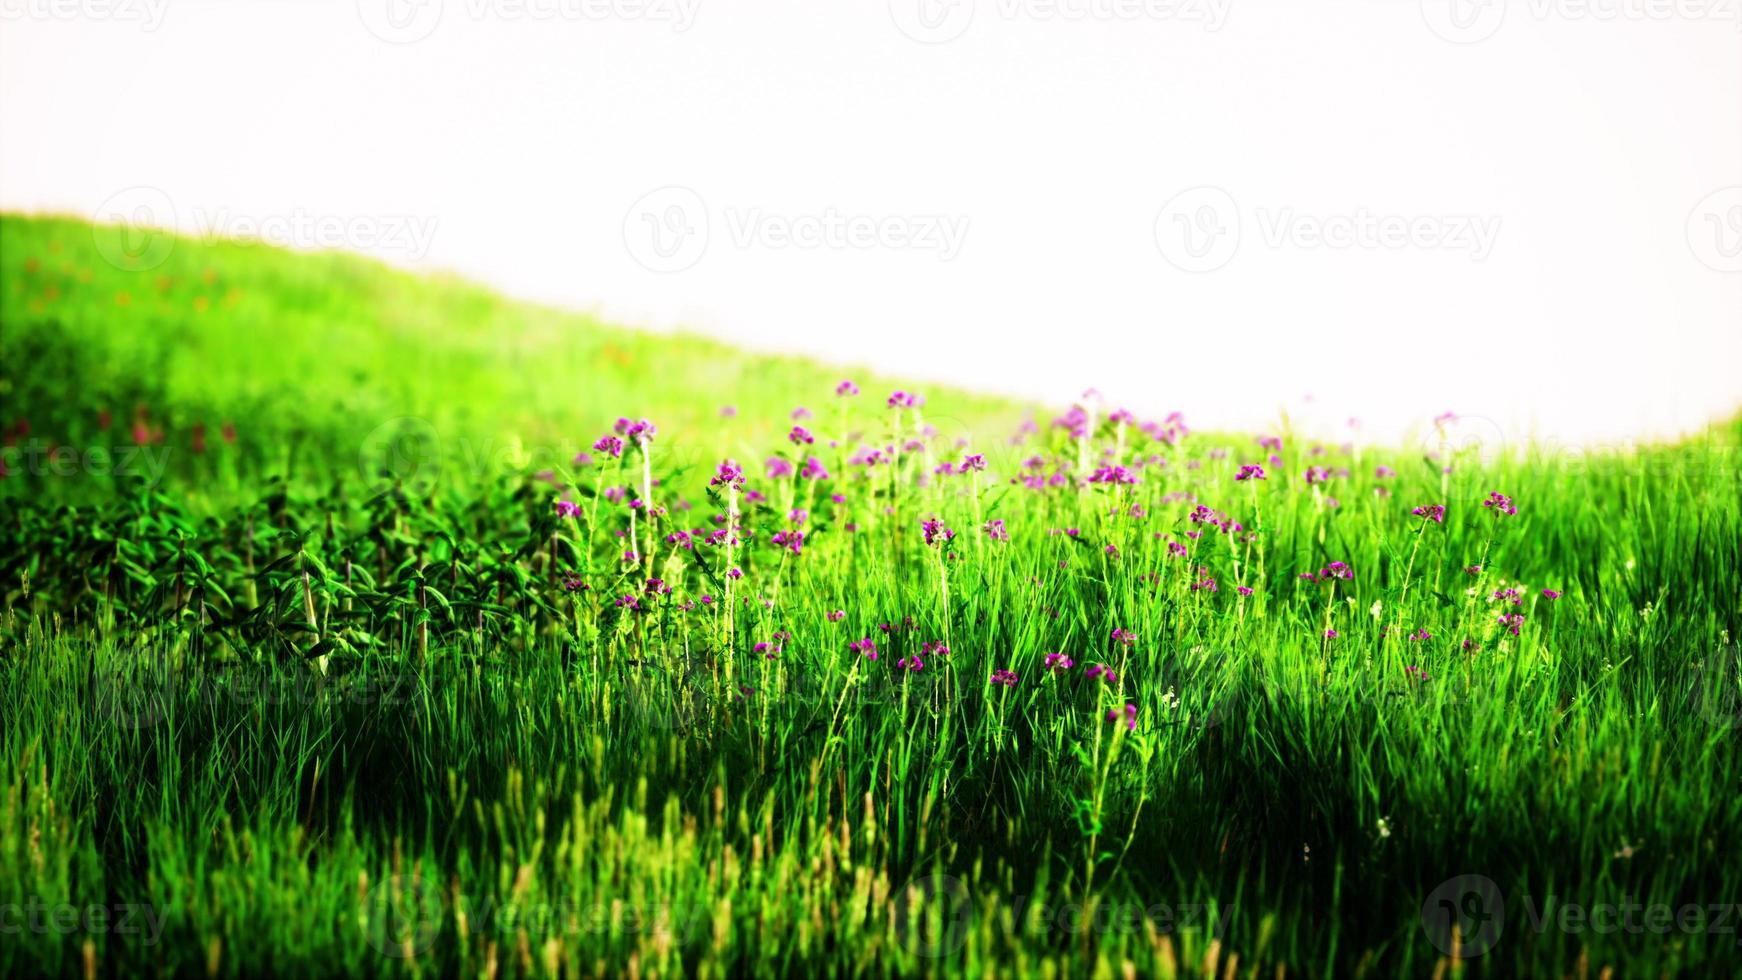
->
2, 211, 1740, 978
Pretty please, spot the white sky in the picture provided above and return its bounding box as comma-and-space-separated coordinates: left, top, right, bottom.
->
2, 0, 1739, 446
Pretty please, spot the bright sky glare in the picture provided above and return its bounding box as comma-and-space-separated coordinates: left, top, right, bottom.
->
2, 0, 1738, 447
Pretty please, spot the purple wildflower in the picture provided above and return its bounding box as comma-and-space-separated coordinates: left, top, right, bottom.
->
710, 459, 746, 489
921, 518, 955, 546
1482, 491, 1518, 516
615, 417, 657, 446
1088, 464, 1139, 485
1085, 663, 1120, 683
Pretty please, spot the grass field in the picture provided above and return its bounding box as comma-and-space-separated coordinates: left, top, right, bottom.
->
2, 211, 1740, 978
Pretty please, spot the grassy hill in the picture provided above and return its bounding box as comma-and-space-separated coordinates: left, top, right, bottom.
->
0, 212, 1021, 502
2, 212, 1741, 978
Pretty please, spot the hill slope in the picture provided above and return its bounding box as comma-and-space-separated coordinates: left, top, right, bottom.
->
0, 213, 1021, 499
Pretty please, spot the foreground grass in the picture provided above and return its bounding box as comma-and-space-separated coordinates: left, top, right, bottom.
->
2, 213, 1741, 977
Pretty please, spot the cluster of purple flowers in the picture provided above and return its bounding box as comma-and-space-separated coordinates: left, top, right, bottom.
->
1088, 464, 1139, 485
1085, 663, 1120, 683
710, 459, 746, 489
921, 518, 955, 546
614, 417, 657, 446
1303, 561, 1353, 583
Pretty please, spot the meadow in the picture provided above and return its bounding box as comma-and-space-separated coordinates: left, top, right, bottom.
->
2, 212, 1740, 978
